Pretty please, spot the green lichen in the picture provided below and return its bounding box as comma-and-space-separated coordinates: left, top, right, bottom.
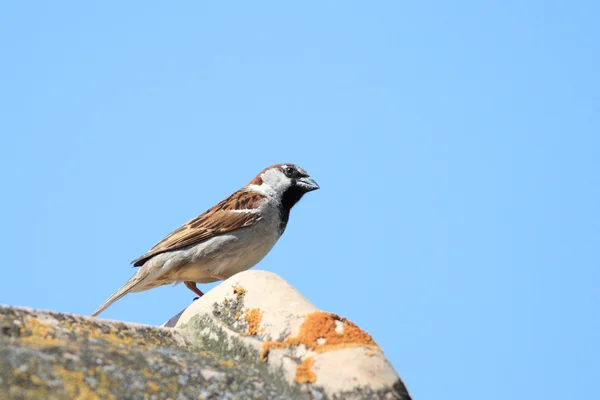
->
0, 304, 409, 400
180, 314, 305, 399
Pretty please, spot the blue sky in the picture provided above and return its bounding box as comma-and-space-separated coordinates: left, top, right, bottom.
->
1, 2, 598, 399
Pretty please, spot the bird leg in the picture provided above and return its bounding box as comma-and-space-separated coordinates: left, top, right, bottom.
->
185, 275, 228, 300
184, 281, 205, 298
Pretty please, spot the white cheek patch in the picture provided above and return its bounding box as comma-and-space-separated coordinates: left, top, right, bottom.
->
247, 184, 273, 196
251, 168, 291, 198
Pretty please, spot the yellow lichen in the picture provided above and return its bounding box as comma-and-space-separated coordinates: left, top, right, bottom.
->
219, 359, 235, 368
146, 381, 160, 392
53, 366, 106, 400
244, 308, 263, 336
10, 364, 50, 399
294, 357, 317, 384
60, 319, 161, 351
18, 317, 62, 347
140, 369, 153, 379
3, 311, 189, 399
232, 285, 247, 301
234, 312, 241, 320
197, 350, 218, 361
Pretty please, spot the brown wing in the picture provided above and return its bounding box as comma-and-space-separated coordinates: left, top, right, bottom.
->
131, 191, 265, 266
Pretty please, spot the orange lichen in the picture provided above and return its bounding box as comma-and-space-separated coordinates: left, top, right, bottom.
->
260, 341, 285, 362
260, 311, 380, 362
290, 311, 379, 352
244, 308, 263, 336
294, 357, 317, 384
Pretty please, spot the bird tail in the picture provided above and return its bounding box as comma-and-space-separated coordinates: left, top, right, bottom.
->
91, 273, 146, 317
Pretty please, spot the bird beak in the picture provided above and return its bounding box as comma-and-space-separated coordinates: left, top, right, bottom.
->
296, 176, 320, 192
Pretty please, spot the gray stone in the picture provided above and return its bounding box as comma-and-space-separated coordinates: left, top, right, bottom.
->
0, 271, 411, 399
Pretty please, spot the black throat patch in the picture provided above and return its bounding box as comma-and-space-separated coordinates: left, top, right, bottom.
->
278, 183, 306, 234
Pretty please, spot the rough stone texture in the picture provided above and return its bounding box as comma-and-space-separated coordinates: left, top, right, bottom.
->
0, 271, 411, 400
173, 270, 411, 399
0, 307, 301, 400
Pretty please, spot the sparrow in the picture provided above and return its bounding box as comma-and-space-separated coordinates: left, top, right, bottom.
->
91, 164, 319, 317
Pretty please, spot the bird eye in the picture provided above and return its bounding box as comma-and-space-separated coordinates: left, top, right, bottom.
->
284, 166, 294, 177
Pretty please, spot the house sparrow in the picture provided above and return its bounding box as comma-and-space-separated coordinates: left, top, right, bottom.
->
91, 164, 319, 317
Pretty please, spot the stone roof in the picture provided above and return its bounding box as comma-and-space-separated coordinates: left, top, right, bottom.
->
0, 270, 411, 400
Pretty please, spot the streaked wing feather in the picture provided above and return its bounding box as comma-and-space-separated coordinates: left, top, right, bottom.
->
131, 191, 265, 266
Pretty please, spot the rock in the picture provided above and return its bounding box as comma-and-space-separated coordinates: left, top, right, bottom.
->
171, 270, 410, 399
0, 271, 411, 399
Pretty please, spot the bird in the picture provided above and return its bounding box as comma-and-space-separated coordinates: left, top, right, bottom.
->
91, 163, 319, 317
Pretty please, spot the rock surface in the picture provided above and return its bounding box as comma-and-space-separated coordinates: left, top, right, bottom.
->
0, 270, 411, 399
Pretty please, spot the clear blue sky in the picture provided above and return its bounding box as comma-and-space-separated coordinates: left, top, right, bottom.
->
1, 2, 598, 399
